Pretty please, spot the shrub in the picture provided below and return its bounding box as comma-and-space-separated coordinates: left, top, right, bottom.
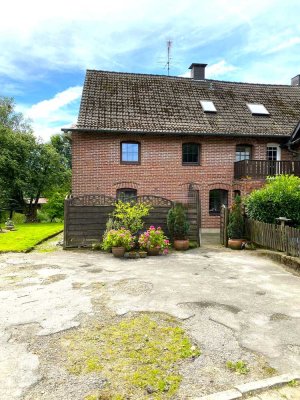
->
12, 212, 26, 224
108, 200, 152, 234
102, 228, 134, 251
42, 192, 65, 222
37, 209, 51, 223
167, 203, 190, 240
138, 226, 170, 253
245, 175, 300, 225
227, 195, 244, 239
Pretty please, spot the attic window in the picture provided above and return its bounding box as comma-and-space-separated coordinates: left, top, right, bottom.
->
247, 103, 269, 115
200, 100, 217, 113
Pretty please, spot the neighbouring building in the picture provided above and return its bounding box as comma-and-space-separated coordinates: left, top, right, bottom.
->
63, 63, 300, 232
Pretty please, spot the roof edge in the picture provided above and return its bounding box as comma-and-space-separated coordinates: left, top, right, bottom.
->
61, 127, 290, 139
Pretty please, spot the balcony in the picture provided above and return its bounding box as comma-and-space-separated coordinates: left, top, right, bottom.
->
234, 160, 300, 180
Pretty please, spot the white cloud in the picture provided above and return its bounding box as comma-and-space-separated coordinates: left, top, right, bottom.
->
264, 36, 300, 55
20, 86, 82, 141
206, 60, 238, 78
0, 0, 283, 77
26, 86, 82, 120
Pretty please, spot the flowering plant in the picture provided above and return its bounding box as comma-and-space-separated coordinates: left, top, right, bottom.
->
102, 228, 134, 251
138, 226, 170, 254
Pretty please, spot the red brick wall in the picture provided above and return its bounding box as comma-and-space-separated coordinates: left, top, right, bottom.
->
72, 133, 292, 228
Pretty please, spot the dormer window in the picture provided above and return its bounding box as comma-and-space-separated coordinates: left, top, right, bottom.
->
247, 103, 269, 115
200, 100, 217, 113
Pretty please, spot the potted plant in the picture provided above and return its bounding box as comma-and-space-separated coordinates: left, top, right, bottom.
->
138, 226, 170, 256
227, 195, 245, 250
102, 228, 134, 257
167, 203, 190, 250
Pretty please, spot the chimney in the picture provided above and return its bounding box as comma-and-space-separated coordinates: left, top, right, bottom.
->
189, 63, 207, 80
291, 74, 300, 86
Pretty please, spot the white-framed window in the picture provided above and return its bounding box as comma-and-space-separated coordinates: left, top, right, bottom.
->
236, 145, 252, 162
266, 143, 281, 161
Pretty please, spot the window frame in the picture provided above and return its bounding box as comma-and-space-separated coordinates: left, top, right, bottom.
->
120, 141, 141, 165
209, 189, 228, 216
116, 188, 137, 202
182, 142, 200, 166
235, 144, 252, 162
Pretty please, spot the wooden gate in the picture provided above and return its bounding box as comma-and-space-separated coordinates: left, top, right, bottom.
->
220, 205, 229, 246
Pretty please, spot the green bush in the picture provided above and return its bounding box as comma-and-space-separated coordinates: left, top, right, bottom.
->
109, 200, 152, 234
227, 195, 244, 239
42, 192, 65, 222
167, 203, 190, 240
245, 175, 300, 225
12, 212, 26, 224
37, 210, 51, 223
102, 228, 134, 251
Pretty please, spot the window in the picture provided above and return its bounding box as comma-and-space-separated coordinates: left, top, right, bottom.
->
182, 143, 200, 165
121, 142, 140, 164
116, 188, 137, 202
247, 103, 269, 115
236, 145, 252, 162
209, 189, 228, 216
200, 100, 217, 113
266, 143, 281, 161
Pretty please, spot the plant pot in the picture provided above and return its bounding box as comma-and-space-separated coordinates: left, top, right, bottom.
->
228, 239, 243, 250
174, 239, 189, 251
139, 251, 148, 258
112, 246, 125, 257
147, 247, 160, 256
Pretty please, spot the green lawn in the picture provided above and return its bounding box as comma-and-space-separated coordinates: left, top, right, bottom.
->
0, 223, 63, 252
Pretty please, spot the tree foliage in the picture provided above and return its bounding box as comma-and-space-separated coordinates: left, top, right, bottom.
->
0, 97, 71, 220
167, 203, 190, 240
41, 192, 65, 222
227, 195, 244, 239
245, 175, 300, 225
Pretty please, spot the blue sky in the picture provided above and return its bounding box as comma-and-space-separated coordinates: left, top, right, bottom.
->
1, 0, 300, 141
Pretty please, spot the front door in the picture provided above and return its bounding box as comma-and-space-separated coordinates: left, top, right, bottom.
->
267, 143, 281, 175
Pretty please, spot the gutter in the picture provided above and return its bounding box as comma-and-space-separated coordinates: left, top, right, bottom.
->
61, 127, 290, 139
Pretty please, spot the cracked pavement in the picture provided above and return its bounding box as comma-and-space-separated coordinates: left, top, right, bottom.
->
0, 236, 300, 399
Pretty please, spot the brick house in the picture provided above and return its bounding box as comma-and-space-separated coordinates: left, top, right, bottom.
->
63, 63, 300, 230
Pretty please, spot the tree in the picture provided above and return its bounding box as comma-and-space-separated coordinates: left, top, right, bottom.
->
245, 175, 300, 225
42, 192, 65, 222
50, 133, 72, 169
0, 97, 71, 221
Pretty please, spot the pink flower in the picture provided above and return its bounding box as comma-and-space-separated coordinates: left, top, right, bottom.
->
163, 249, 169, 255
149, 226, 155, 230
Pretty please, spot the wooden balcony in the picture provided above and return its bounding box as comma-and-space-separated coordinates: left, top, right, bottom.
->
234, 160, 300, 180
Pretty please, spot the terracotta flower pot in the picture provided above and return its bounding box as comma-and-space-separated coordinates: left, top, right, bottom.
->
112, 246, 125, 257
228, 239, 243, 250
147, 247, 160, 256
174, 239, 189, 251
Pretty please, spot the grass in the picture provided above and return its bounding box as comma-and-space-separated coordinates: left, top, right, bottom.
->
0, 223, 63, 252
62, 314, 200, 399
226, 360, 249, 375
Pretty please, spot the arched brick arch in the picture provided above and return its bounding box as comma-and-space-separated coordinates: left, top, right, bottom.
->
113, 181, 140, 190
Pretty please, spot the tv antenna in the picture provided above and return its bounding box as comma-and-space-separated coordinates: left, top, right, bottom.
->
165, 40, 172, 76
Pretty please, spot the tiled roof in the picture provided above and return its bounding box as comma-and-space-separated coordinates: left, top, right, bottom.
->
75, 69, 300, 137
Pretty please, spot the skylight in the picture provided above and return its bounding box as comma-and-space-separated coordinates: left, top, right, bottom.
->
200, 100, 217, 113
247, 103, 269, 115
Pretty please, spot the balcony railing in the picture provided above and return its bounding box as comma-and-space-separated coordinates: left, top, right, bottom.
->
234, 160, 300, 180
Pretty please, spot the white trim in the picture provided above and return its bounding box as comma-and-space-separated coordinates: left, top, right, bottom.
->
267, 143, 281, 161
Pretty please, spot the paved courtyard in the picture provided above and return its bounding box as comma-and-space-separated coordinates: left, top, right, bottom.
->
0, 235, 300, 399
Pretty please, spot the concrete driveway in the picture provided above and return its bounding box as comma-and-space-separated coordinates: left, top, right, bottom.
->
0, 236, 300, 399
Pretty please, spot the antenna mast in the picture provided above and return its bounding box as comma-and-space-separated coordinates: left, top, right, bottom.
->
166, 40, 172, 76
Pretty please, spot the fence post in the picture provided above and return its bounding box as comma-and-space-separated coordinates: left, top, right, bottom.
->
275, 217, 291, 255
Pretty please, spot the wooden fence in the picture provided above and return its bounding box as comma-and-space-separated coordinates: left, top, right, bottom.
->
64, 192, 200, 248
220, 207, 300, 257
245, 219, 300, 257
